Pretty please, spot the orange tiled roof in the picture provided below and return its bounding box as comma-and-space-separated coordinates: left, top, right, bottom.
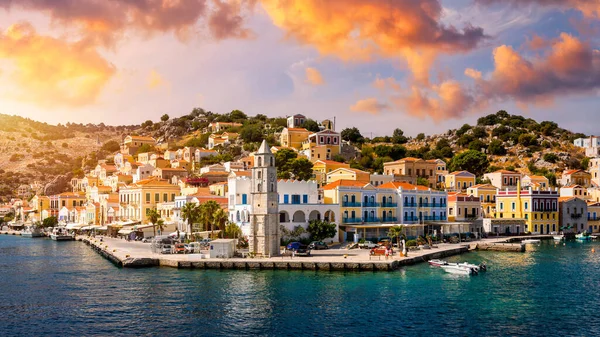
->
286, 127, 310, 132
491, 170, 520, 174
314, 159, 348, 166
562, 184, 583, 188
558, 196, 577, 202
128, 136, 155, 141
322, 180, 370, 190
377, 181, 430, 191
469, 184, 496, 189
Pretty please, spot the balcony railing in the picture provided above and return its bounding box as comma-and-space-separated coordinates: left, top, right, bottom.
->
342, 217, 362, 224
363, 202, 379, 207
432, 204, 447, 208
404, 203, 417, 207
571, 213, 583, 219
589, 217, 598, 221
381, 202, 398, 207
422, 216, 447, 221
381, 217, 398, 222
364, 217, 381, 223
404, 216, 420, 222
342, 202, 362, 207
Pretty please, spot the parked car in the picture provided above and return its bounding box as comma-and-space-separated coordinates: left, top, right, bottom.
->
142, 236, 154, 243
358, 240, 378, 249
286, 242, 302, 251
295, 245, 311, 256
370, 246, 393, 256
174, 243, 186, 254
186, 242, 202, 254
160, 244, 173, 254
308, 241, 329, 250
199, 238, 212, 247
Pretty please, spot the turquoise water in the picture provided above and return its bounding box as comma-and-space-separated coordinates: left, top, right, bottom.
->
1, 235, 600, 336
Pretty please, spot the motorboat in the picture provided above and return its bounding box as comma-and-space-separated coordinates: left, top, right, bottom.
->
440, 264, 477, 275
21, 225, 44, 238
576, 233, 591, 241
553, 234, 564, 241
522, 239, 541, 244
50, 227, 74, 241
428, 259, 448, 267
458, 262, 487, 272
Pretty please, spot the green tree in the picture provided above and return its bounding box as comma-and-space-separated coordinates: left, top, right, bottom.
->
100, 140, 121, 153
582, 157, 590, 170
200, 200, 221, 237
392, 128, 408, 144
341, 127, 364, 143
468, 139, 487, 152
456, 124, 471, 136
387, 225, 405, 248
136, 143, 155, 154
415, 133, 426, 141
161, 114, 170, 122
307, 220, 336, 241
518, 133, 538, 147
449, 150, 489, 177
41, 216, 58, 228
229, 110, 247, 121
471, 127, 487, 138
303, 119, 320, 132
181, 202, 200, 237
240, 124, 264, 143
147, 208, 160, 237
290, 158, 314, 181
416, 177, 429, 186
212, 208, 229, 238
275, 148, 299, 178
142, 120, 153, 128
543, 153, 559, 163
224, 222, 242, 239
488, 139, 507, 155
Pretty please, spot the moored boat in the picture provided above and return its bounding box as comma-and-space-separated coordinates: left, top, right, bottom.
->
50, 227, 74, 241
523, 239, 541, 244
440, 264, 477, 275
21, 225, 44, 238
428, 259, 447, 267
553, 235, 564, 241
576, 233, 591, 241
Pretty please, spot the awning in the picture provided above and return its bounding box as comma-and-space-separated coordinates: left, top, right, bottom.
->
66, 223, 86, 230
81, 225, 102, 230
118, 229, 134, 235
97, 226, 108, 231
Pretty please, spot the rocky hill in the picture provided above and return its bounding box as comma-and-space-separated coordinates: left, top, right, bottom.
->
0, 114, 137, 199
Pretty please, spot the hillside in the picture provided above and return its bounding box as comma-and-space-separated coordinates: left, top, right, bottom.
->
0, 109, 588, 199
0, 114, 138, 198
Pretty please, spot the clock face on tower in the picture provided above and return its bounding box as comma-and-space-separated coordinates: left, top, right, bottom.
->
268, 172, 275, 183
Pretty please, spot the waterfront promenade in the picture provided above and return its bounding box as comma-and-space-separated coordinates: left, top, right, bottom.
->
78, 235, 550, 271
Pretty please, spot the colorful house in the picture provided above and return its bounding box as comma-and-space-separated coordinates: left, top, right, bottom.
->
495, 185, 559, 234
280, 127, 311, 149
312, 160, 350, 187
522, 175, 549, 190
326, 167, 370, 184
483, 170, 522, 190
300, 129, 341, 162
558, 197, 588, 233
559, 169, 592, 188
445, 171, 476, 191
383, 157, 438, 188
118, 177, 181, 224
467, 184, 498, 218
447, 193, 481, 222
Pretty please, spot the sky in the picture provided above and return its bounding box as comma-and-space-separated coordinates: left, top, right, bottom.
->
0, 0, 599, 137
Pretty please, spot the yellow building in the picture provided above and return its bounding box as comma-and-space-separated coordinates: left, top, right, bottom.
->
280, 127, 311, 149
383, 157, 438, 188
447, 192, 481, 222
588, 202, 600, 233
326, 167, 370, 184
301, 130, 341, 162
121, 135, 156, 155
559, 169, 592, 188
495, 185, 559, 234
444, 171, 476, 191
467, 184, 498, 218
312, 160, 350, 187
30, 195, 50, 222
522, 175, 549, 190
209, 182, 228, 196
118, 177, 181, 224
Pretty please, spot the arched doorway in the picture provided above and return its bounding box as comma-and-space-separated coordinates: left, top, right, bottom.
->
292, 211, 306, 222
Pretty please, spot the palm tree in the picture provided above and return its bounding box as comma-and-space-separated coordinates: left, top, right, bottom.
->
388, 225, 405, 249
147, 208, 160, 237
156, 219, 165, 236
200, 200, 220, 238
213, 208, 229, 238
181, 202, 199, 239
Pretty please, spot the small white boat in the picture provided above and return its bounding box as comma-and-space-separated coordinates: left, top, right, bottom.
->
522, 239, 541, 244
576, 233, 591, 241
428, 259, 447, 267
50, 227, 74, 241
441, 264, 477, 275
458, 262, 487, 272
553, 235, 564, 241
21, 225, 44, 238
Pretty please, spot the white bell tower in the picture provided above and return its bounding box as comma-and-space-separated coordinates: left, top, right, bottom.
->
249, 140, 279, 256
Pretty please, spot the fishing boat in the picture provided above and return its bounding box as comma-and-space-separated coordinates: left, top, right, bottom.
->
440, 264, 477, 275
428, 259, 447, 267
576, 233, 591, 241
50, 227, 74, 241
21, 225, 44, 238
522, 239, 541, 244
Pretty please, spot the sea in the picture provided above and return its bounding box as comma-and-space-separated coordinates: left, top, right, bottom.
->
1, 234, 600, 336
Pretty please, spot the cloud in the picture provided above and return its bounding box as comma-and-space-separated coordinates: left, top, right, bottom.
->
0, 22, 116, 107
147, 69, 168, 89
305, 67, 324, 85
393, 81, 482, 121
259, 0, 487, 83
476, 0, 600, 19
350, 98, 389, 114
464, 68, 482, 79
0, 0, 254, 46
373, 76, 401, 91
474, 33, 600, 103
